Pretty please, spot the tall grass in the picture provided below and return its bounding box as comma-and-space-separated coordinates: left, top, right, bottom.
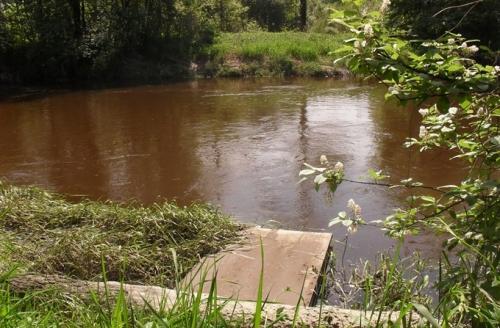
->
210, 32, 346, 62
328, 243, 436, 327
204, 32, 350, 77
0, 268, 233, 327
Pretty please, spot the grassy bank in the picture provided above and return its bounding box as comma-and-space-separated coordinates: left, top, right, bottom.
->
0, 181, 241, 287
0, 182, 437, 326
203, 32, 349, 77
0, 181, 245, 326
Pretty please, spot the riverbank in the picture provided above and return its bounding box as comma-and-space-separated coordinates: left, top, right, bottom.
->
0, 181, 241, 287
0, 182, 248, 326
0, 182, 426, 327
0, 32, 350, 94
201, 32, 349, 78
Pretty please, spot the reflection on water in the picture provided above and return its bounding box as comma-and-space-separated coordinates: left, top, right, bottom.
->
0, 79, 465, 264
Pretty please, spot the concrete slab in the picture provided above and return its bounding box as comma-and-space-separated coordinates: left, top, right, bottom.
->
182, 227, 332, 306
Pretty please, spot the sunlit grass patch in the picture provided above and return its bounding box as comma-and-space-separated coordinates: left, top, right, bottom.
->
205, 32, 350, 77
210, 32, 346, 62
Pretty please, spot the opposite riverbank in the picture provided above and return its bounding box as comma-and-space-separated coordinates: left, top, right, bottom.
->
0, 32, 350, 89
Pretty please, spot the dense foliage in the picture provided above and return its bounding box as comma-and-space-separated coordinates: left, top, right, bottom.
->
387, 0, 500, 51
301, 0, 499, 327
0, 0, 346, 83
0, 0, 251, 82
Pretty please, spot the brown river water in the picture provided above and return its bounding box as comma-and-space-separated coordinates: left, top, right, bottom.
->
0, 78, 465, 265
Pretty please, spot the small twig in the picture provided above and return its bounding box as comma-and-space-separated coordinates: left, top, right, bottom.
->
341, 233, 349, 281
406, 199, 467, 229
432, 0, 483, 17
445, 1, 481, 35
342, 178, 445, 193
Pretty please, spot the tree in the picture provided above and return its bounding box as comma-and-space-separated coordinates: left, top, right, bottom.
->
0, 0, 248, 82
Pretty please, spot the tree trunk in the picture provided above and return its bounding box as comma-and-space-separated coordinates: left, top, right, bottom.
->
67, 0, 82, 38
299, 0, 307, 31
8, 274, 419, 327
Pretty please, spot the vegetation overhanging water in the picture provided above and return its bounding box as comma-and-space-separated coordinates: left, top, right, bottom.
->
0, 0, 498, 327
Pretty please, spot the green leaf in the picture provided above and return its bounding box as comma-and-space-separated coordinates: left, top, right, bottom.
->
412, 303, 440, 328
253, 237, 265, 328
299, 169, 315, 176
446, 62, 463, 73
368, 168, 389, 181
493, 276, 500, 287
303, 163, 325, 172
477, 84, 489, 91
420, 196, 435, 203
328, 217, 342, 227
314, 174, 327, 185
436, 97, 450, 113
297, 177, 308, 184
458, 95, 472, 109
332, 45, 354, 54
490, 136, 500, 147
341, 219, 353, 227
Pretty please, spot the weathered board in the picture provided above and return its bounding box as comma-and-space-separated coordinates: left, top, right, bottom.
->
183, 227, 332, 306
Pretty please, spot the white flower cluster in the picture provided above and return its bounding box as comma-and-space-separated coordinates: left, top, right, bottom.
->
329, 198, 364, 233
354, 40, 367, 53
459, 42, 479, 56
448, 107, 458, 115
347, 199, 362, 233
334, 161, 344, 173
380, 0, 391, 13
347, 199, 362, 217
418, 108, 429, 117
363, 24, 374, 38
319, 155, 343, 174
419, 106, 459, 139
419, 125, 429, 139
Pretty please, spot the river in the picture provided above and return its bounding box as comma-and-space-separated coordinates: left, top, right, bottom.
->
0, 78, 465, 265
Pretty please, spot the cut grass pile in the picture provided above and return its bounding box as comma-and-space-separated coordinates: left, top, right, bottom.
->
204, 32, 350, 77
0, 181, 241, 287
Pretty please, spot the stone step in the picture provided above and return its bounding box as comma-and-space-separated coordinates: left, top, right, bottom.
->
183, 227, 332, 306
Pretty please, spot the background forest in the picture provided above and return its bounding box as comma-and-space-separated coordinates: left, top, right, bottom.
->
0, 0, 498, 83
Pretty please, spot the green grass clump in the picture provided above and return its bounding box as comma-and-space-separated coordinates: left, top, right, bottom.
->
210, 32, 345, 61
205, 32, 349, 77
0, 181, 241, 287
0, 273, 237, 327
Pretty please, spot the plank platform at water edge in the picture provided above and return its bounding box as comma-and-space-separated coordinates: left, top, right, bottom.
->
183, 227, 333, 306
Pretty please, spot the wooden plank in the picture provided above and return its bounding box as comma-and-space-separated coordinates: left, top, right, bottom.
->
183, 227, 332, 306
